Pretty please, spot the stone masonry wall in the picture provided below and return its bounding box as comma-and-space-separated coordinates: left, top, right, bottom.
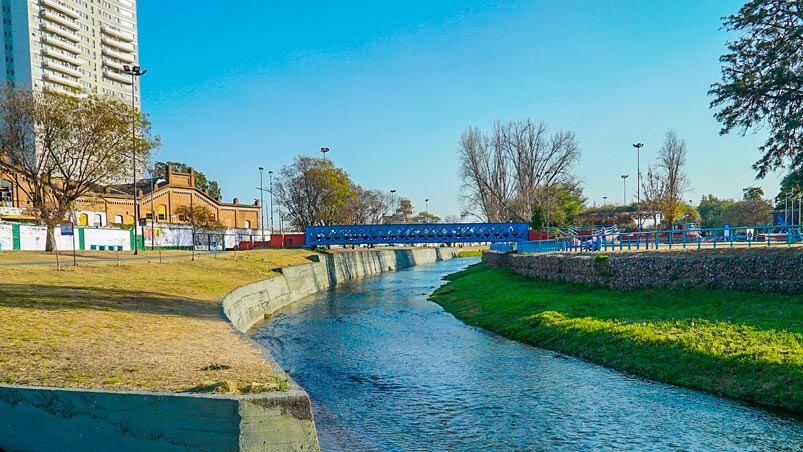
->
483, 248, 803, 293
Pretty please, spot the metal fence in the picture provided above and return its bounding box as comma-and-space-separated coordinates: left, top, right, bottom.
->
305, 222, 530, 247
491, 224, 803, 254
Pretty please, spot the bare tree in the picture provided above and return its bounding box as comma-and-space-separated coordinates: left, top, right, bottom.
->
652, 131, 691, 226
458, 119, 581, 223
641, 165, 665, 229
347, 187, 394, 224
458, 126, 512, 222
0, 87, 158, 251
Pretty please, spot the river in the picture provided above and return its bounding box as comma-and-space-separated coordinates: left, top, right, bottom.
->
250, 257, 803, 451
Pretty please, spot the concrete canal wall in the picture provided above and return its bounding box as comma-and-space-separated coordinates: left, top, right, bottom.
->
483, 248, 803, 293
0, 385, 318, 451
0, 247, 457, 451
223, 247, 458, 333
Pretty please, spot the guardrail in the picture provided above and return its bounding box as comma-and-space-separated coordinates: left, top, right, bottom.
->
491, 224, 803, 254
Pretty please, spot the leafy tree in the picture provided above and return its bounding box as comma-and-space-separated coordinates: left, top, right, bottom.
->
743, 186, 765, 201
153, 161, 221, 198
274, 156, 357, 230
413, 211, 441, 224
709, 1, 803, 177
0, 87, 158, 251
698, 195, 736, 228
529, 207, 546, 230
723, 198, 773, 226
775, 170, 803, 205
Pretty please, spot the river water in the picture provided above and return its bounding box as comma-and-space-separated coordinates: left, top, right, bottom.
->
250, 258, 803, 451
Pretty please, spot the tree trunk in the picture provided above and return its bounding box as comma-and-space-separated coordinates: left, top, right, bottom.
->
45, 223, 56, 252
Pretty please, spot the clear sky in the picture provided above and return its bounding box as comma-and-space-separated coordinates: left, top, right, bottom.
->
138, 0, 782, 218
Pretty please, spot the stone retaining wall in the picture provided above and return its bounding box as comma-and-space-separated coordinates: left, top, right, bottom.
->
483, 249, 803, 293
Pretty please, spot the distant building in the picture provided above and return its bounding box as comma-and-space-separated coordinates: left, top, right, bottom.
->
0, 165, 261, 230
1, 0, 141, 104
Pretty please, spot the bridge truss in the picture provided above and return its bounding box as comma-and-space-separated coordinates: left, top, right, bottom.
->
304, 222, 529, 247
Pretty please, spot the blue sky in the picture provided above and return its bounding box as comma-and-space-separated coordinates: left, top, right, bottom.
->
139, 0, 781, 218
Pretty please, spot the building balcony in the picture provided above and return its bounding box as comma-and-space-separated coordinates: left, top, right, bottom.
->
40, 0, 79, 19
43, 59, 82, 78
40, 21, 80, 42
40, 9, 79, 30
42, 34, 81, 55
101, 47, 135, 63
101, 26, 134, 42
41, 46, 82, 66
101, 36, 134, 53
43, 71, 82, 90
102, 58, 124, 71
103, 70, 132, 85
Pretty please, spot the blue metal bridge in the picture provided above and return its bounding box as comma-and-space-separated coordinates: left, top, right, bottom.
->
305, 222, 529, 247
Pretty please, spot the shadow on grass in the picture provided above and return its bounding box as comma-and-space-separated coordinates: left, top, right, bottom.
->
0, 284, 218, 320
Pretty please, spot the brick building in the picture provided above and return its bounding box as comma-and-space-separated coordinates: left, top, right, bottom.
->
0, 165, 260, 230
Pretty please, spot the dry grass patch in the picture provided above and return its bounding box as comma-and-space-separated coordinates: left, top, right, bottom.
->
0, 249, 315, 393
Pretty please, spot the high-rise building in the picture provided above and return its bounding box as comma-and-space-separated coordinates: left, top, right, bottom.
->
0, 0, 139, 106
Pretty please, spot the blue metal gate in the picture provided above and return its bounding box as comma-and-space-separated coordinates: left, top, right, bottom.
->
305, 223, 529, 247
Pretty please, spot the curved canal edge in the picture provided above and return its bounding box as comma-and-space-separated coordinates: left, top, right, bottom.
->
429, 260, 803, 414
0, 247, 458, 451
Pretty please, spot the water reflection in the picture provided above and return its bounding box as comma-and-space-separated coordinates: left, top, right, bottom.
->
252, 258, 803, 451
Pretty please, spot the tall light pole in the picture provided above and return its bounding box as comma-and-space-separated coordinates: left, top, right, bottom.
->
620, 174, 628, 206
123, 64, 147, 255
258, 167, 265, 242
268, 170, 274, 235
389, 189, 397, 221
603, 196, 608, 205
321, 147, 330, 161
425, 198, 430, 222
632, 143, 644, 232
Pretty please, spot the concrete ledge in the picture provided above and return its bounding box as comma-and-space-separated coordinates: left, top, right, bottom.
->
0, 384, 318, 452
223, 247, 457, 333
0, 248, 458, 451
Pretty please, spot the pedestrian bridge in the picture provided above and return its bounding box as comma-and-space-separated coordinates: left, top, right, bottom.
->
305, 222, 529, 247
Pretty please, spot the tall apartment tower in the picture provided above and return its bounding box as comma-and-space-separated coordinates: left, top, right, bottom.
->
0, 0, 139, 107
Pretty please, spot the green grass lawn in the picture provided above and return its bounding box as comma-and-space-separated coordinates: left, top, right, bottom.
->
430, 263, 803, 412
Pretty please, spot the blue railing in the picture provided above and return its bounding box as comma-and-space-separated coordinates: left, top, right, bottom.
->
498, 224, 802, 254
305, 222, 530, 247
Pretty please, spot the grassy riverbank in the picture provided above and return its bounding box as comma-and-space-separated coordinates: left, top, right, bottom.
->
430, 263, 803, 412
0, 249, 315, 394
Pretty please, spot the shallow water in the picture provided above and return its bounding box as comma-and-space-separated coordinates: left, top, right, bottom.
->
251, 257, 803, 451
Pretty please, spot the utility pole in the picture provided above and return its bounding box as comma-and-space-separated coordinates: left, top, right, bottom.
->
632, 143, 644, 232
268, 170, 274, 235
123, 64, 147, 255
621, 174, 628, 206
258, 167, 265, 243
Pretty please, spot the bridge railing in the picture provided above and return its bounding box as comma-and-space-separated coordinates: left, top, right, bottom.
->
305, 222, 530, 247
495, 224, 802, 254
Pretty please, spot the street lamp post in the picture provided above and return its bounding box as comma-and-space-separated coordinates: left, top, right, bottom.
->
632, 143, 644, 232
258, 167, 265, 243
389, 189, 397, 221
321, 147, 330, 161
425, 198, 430, 222
620, 174, 628, 206
268, 170, 274, 235
123, 64, 147, 255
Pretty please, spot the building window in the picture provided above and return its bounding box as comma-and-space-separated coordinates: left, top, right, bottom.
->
0, 179, 12, 207
244, 220, 251, 229
114, 215, 123, 224
157, 204, 167, 221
